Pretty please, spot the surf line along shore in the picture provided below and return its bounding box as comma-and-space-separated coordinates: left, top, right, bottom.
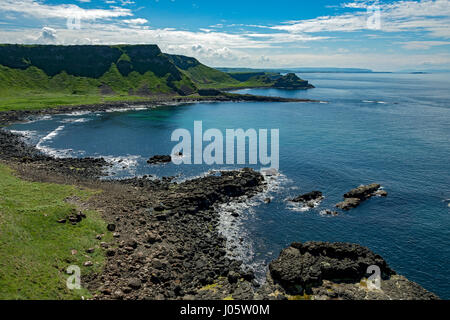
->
0, 101, 440, 300
170, 121, 279, 169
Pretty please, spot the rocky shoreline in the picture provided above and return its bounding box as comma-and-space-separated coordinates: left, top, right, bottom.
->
0, 106, 439, 300
0, 93, 319, 127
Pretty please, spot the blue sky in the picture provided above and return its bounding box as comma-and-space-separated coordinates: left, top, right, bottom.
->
0, 0, 449, 70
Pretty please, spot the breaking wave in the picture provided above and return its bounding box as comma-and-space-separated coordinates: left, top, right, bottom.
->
216, 168, 290, 282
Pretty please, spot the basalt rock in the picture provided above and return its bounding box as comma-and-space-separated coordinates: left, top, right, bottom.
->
269, 242, 395, 292
0, 129, 109, 179
291, 191, 323, 203
266, 242, 439, 300
336, 198, 361, 210
336, 183, 386, 210
147, 155, 172, 164
344, 183, 381, 199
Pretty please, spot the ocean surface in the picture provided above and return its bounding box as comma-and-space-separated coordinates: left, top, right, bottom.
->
8, 73, 450, 298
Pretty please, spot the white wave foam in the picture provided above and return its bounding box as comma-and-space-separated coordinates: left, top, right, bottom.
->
65, 111, 92, 116
60, 118, 90, 124
103, 155, 142, 177
216, 168, 290, 282
39, 125, 65, 143
23, 115, 53, 123
35, 125, 83, 158
286, 196, 324, 212
363, 100, 387, 104
9, 130, 38, 140
105, 105, 149, 113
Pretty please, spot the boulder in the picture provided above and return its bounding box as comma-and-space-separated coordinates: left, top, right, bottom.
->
336, 198, 361, 210
147, 155, 172, 165
291, 191, 323, 203
269, 242, 395, 292
344, 183, 381, 199
128, 278, 142, 290
336, 184, 386, 210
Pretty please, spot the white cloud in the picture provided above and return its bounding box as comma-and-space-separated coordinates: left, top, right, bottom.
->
0, 0, 132, 20
400, 40, 450, 49
122, 18, 148, 25
269, 0, 450, 37
36, 27, 57, 44
0, 0, 449, 69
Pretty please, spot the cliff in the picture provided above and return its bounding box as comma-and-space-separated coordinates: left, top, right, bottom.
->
273, 72, 315, 89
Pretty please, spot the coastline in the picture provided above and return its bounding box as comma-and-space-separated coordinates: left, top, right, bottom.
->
0, 93, 320, 127
0, 100, 440, 300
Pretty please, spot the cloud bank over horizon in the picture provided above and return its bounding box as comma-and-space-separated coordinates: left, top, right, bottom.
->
0, 0, 449, 71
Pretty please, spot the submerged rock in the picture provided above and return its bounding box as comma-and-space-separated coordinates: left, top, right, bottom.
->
320, 209, 339, 216
147, 155, 172, 164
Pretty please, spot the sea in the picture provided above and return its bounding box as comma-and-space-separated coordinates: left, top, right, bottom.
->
8, 72, 450, 298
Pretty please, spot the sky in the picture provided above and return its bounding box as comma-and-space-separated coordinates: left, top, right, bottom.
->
0, 0, 449, 71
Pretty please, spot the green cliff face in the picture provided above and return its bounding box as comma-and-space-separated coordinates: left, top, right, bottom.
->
0, 44, 196, 96
0, 44, 311, 111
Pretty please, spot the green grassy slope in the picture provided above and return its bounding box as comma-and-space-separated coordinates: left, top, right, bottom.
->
0, 44, 275, 111
0, 164, 111, 299
167, 53, 273, 89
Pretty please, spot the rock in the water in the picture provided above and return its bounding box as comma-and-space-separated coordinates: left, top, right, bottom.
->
344, 183, 381, 200
267, 242, 439, 300
320, 209, 339, 216
336, 184, 386, 210
291, 191, 323, 203
375, 190, 388, 197
336, 198, 361, 210
147, 155, 172, 165
269, 242, 395, 291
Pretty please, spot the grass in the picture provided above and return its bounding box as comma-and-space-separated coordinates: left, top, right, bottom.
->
0, 92, 103, 112
0, 164, 111, 300
0, 61, 273, 112
179, 64, 274, 90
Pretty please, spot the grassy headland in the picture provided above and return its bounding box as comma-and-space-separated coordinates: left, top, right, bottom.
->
0, 163, 110, 299
0, 44, 284, 112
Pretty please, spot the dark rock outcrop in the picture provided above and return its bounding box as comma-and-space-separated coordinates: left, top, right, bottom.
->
272, 73, 314, 89
266, 242, 439, 300
291, 191, 323, 203
147, 155, 172, 165
344, 183, 381, 199
198, 88, 223, 96
336, 183, 386, 210
336, 197, 362, 210
269, 242, 394, 291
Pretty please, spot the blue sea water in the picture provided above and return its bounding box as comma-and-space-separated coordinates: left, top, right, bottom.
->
8, 73, 450, 298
